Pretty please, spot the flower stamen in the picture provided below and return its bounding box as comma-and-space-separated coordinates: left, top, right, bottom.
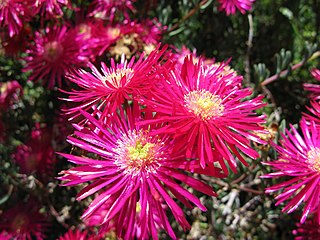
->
43, 41, 64, 62
103, 68, 134, 87
113, 130, 163, 175
307, 147, 320, 173
184, 89, 224, 120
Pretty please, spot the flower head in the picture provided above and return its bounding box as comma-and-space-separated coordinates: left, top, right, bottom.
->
0, 0, 32, 37
23, 26, 90, 88
58, 105, 220, 239
58, 229, 99, 240
292, 214, 320, 240
12, 124, 56, 182
140, 55, 266, 173
88, 0, 136, 21
0, 200, 48, 240
0, 80, 22, 111
263, 118, 320, 224
218, 0, 255, 15
35, 0, 72, 18
62, 46, 168, 122
0, 25, 31, 56
94, 19, 166, 58
304, 68, 320, 101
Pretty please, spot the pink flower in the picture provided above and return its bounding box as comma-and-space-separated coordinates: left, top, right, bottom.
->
0, 0, 33, 37
218, 0, 255, 15
292, 214, 320, 239
23, 25, 90, 89
84, 21, 122, 57
73, 19, 103, 60
88, 0, 136, 21
62, 46, 168, 122
304, 68, 320, 101
139, 55, 266, 173
58, 105, 220, 239
58, 229, 99, 240
93, 19, 166, 58
0, 231, 13, 240
0, 80, 22, 111
0, 200, 48, 240
263, 118, 320, 224
304, 101, 320, 130
12, 124, 56, 182
0, 25, 32, 56
35, 0, 71, 18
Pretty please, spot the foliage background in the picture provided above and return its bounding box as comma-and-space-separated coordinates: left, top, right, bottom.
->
0, 0, 320, 239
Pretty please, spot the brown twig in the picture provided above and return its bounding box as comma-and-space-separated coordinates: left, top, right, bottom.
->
260, 51, 320, 86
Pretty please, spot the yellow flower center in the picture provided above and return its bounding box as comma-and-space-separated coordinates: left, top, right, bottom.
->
43, 41, 64, 62
107, 27, 121, 40
127, 141, 156, 165
103, 68, 134, 88
307, 147, 320, 173
184, 89, 224, 120
78, 23, 92, 40
113, 130, 163, 175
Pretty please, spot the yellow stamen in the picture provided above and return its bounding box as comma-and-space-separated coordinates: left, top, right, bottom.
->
113, 130, 162, 175
184, 89, 224, 120
307, 147, 320, 173
103, 68, 134, 87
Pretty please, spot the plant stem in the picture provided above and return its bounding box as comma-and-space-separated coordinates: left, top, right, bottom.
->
260, 51, 320, 86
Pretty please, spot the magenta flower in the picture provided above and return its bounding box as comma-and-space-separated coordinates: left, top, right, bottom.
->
0, 200, 48, 240
88, 0, 136, 21
263, 118, 320, 224
62, 46, 168, 122
93, 19, 166, 58
304, 68, 320, 101
58, 229, 99, 240
292, 214, 320, 240
140, 55, 266, 173
23, 26, 90, 89
87, 22, 122, 56
0, 80, 22, 111
12, 124, 56, 182
304, 101, 320, 131
0, 231, 13, 240
218, 0, 255, 15
58, 106, 220, 239
0, 0, 32, 37
35, 0, 71, 18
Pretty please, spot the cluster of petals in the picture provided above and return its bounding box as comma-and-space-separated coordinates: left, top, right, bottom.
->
23, 25, 90, 89
0, 200, 48, 240
139, 55, 266, 174
58, 229, 99, 240
88, 0, 136, 21
218, 0, 255, 15
35, 0, 71, 18
263, 118, 320, 224
58, 105, 221, 239
304, 68, 320, 101
0, 0, 33, 37
63, 46, 168, 121
93, 19, 165, 58
12, 124, 56, 182
292, 214, 320, 240
0, 80, 22, 111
